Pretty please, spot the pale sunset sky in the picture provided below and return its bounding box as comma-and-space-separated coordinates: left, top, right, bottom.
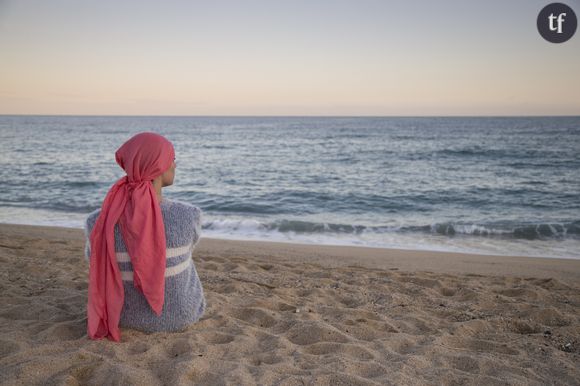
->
0, 0, 579, 116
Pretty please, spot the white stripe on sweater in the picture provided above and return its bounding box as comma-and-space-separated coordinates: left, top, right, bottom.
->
120, 258, 192, 281
115, 242, 194, 281
115, 242, 193, 263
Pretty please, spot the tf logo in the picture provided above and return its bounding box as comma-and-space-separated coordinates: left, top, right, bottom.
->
537, 3, 577, 43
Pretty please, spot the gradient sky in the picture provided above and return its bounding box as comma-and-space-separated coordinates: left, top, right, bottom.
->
1, 0, 579, 116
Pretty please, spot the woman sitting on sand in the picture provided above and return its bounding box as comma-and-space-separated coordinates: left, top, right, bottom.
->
84, 132, 206, 342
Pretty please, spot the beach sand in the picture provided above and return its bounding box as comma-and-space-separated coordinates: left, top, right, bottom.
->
0, 223, 579, 385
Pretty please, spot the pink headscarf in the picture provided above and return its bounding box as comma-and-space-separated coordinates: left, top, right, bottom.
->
88, 132, 175, 341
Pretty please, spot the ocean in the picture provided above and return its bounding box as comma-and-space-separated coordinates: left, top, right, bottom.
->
0, 115, 579, 259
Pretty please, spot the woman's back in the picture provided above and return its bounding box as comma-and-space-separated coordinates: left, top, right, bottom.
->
84, 198, 206, 332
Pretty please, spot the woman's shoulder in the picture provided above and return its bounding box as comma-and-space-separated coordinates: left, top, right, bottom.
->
162, 199, 202, 221
163, 198, 201, 212
163, 198, 197, 208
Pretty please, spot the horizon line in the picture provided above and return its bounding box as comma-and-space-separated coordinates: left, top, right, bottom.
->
1, 113, 580, 118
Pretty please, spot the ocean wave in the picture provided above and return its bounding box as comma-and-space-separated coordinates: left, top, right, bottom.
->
203, 218, 580, 241
420, 222, 580, 240
433, 147, 558, 160
201, 201, 281, 214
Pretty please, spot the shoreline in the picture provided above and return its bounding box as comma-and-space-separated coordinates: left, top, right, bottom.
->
1, 222, 579, 286
2, 212, 579, 261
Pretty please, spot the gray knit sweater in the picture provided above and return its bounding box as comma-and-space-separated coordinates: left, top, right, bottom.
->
84, 198, 206, 333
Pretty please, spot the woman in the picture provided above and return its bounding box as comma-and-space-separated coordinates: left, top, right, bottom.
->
84, 132, 206, 342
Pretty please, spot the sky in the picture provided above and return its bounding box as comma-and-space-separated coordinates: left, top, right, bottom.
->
0, 0, 579, 116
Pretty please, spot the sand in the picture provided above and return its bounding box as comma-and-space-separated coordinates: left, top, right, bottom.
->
0, 223, 579, 385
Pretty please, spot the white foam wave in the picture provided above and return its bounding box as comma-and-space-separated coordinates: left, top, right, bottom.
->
201, 216, 580, 259
451, 224, 511, 236
205, 218, 266, 233
0, 206, 85, 228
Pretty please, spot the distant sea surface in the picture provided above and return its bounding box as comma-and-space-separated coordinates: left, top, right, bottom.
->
0, 115, 579, 259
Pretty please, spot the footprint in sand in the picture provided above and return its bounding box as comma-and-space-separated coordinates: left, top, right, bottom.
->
222, 262, 241, 272
128, 341, 150, 355
341, 359, 389, 379
338, 295, 364, 308
227, 307, 278, 328
203, 332, 235, 345
525, 277, 570, 290
495, 287, 539, 301
500, 318, 543, 335
284, 321, 351, 345
388, 335, 424, 355
248, 353, 284, 366
526, 307, 571, 327
167, 339, 193, 358
445, 354, 481, 374
342, 323, 385, 342
440, 336, 520, 356
303, 341, 375, 360
275, 302, 297, 312
37, 320, 86, 342
400, 276, 441, 289
67, 365, 98, 385
203, 255, 226, 263
1, 304, 46, 321
203, 263, 219, 271
439, 286, 457, 297
257, 264, 274, 271
304, 270, 332, 279
214, 283, 240, 294
0, 339, 20, 359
